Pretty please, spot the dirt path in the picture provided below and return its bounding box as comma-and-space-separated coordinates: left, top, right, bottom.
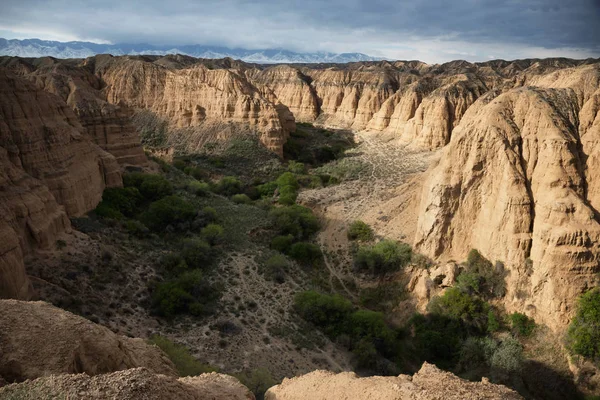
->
299, 130, 435, 290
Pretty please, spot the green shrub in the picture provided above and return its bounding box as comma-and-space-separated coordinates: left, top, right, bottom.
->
352, 338, 378, 369
410, 313, 464, 366
141, 195, 197, 232
487, 310, 501, 332
148, 335, 217, 376
184, 166, 207, 180
98, 187, 143, 217
124, 219, 149, 237
215, 176, 242, 196
257, 181, 278, 198
347, 220, 374, 241
490, 337, 523, 374
265, 254, 288, 283
201, 206, 218, 222
509, 312, 535, 337
354, 240, 412, 275
160, 253, 189, 276
187, 181, 211, 197
270, 234, 294, 253
359, 282, 404, 311
232, 194, 252, 204
427, 287, 490, 333
270, 205, 320, 240
287, 160, 306, 174
173, 159, 187, 171
276, 172, 299, 205
348, 309, 396, 348
294, 291, 353, 337
567, 288, 600, 361
462, 249, 506, 298
152, 269, 219, 317
235, 368, 277, 400
288, 242, 322, 264
124, 173, 173, 201
181, 238, 212, 269
201, 224, 225, 245
94, 201, 125, 220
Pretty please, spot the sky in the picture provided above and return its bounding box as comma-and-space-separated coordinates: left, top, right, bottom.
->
1, 0, 599, 63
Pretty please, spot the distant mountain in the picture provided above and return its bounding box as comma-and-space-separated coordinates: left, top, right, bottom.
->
0, 38, 382, 64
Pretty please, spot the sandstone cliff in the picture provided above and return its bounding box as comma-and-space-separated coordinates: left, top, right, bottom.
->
0, 69, 123, 299
414, 62, 600, 330
265, 362, 522, 400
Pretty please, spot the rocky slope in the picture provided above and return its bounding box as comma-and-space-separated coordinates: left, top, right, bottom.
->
0, 368, 255, 400
265, 362, 522, 400
0, 300, 177, 383
414, 62, 600, 330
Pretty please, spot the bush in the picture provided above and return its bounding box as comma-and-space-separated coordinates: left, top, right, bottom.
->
348, 309, 396, 350
410, 313, 464, 366
124, 219, 149, 237
94, 202, 125, 220
148, 335, 217, 376
201, 224, 225, 245
270, 205, 320, 240
96, 187, 143, 218
187, 181, 211, 197
276, 172, 299, 205
347, 220, 374, 242
215, 176, 242, 196
232, 194, 252, 204
141, 195, 197, 232
173, 159, 187, 171
270, 234, 294, 253
427, 287, 490, 333
235, 368, 277, 400
152, 269, 219, 317
354, 240, 412, 275
288, 242, 322, 265
287, 160, 306, 174
181, 238, 212, 269
490, 337, 523, 374
257, 181, 278, 198
184, 166, 207, 180
567, 288, 600, 361
124, 173, 173, 201
294, 291, 353, 337
509, 312, 535, 337
160, 253, 189, 276
462, 249, 506, 298
265, 254, 288, 283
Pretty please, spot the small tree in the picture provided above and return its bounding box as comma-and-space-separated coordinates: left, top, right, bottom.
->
201, 224, 225, 245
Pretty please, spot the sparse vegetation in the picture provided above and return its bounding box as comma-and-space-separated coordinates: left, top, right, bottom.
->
148, 335, 217, 376
347, 220, 374, 242
354, 240, 412, 275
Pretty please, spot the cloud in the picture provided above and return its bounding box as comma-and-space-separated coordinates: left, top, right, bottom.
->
0, 0, 598, 62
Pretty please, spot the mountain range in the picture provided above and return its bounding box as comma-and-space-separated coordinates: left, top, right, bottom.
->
0, 38, 381, 63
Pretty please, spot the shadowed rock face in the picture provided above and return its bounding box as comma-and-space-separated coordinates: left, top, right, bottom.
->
0, 69, 122, 299
265, 362, 522, 400
414, 63, 600, 330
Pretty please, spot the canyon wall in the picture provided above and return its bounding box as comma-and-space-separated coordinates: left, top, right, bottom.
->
0, 68, 123, 299
414, 63, 600, 330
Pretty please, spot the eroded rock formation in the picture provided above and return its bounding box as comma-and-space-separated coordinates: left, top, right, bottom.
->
0, 300, 177, 383
414, 62, 600, 330
265, 362, 522, 400
0, 69, 123, 299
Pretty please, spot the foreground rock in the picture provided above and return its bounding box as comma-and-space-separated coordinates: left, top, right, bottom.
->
0, 300, 176, 383
0, 368, 255, 400
265, 362, 521, 400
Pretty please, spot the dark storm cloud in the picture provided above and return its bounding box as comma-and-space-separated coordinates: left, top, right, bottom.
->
1, 0, 599, 62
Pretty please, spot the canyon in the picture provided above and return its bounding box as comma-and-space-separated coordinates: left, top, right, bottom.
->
1, 53, 600, 397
